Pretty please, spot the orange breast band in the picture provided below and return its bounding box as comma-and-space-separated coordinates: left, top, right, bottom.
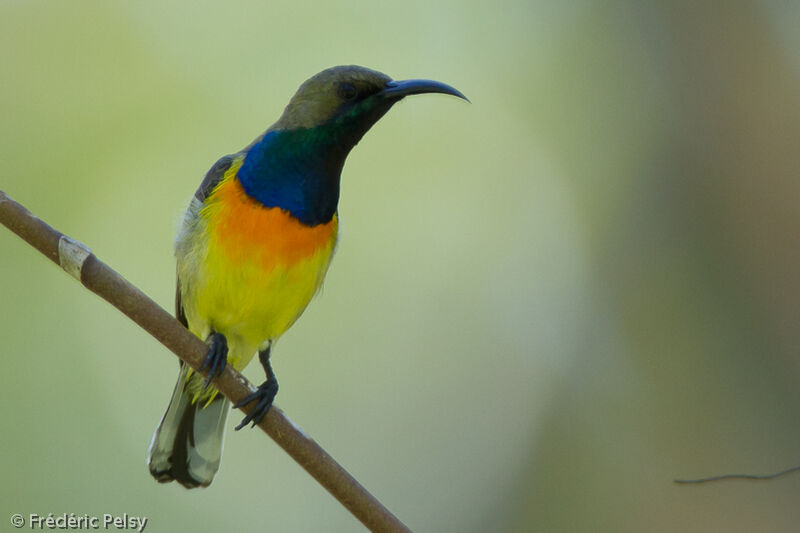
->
204, 176, 337, 269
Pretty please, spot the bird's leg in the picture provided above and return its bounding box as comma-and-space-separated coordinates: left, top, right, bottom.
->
234, 344, 278, 430
199, 331, 228, 388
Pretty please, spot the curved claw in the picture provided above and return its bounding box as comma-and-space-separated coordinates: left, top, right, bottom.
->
234, 379, 278, 430
200, 332, 228, 388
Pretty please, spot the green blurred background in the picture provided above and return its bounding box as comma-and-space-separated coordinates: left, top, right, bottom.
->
2, 1, 799, 531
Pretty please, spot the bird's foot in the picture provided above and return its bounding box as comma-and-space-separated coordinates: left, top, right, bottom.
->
199, 332, 228, 388
234, 378, 278, 430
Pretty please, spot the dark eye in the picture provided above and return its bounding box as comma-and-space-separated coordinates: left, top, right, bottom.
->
338, 82, 357, 101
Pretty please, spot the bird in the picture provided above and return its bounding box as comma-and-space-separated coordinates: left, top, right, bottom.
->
147, 65, 467, 488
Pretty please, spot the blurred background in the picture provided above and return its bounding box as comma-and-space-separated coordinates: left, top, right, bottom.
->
1, 1, 799, 531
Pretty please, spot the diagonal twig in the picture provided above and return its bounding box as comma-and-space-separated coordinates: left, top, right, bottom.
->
675, 465, 800, 484
0, 189, 411, 533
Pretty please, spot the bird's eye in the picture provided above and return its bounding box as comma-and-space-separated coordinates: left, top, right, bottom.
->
338, 83, 358, 101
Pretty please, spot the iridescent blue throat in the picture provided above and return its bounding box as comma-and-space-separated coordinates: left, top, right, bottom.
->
237, 128, 349, 226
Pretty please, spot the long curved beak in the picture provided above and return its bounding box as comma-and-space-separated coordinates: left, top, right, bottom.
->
380, 79, 469, 102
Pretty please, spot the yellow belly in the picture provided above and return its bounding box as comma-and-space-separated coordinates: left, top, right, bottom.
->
180, 235, 336, 369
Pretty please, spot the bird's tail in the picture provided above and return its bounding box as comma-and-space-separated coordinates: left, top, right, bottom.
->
147, 363, 230, 488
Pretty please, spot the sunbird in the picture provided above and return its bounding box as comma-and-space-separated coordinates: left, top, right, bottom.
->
147, 65, 467, 488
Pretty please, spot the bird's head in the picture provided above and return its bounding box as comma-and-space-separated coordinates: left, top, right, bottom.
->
272, 65, 467, 143
239, 65, 466, 225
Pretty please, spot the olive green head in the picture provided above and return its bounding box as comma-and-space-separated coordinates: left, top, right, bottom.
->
272, 65, 467, 132
239, 65, 467, 226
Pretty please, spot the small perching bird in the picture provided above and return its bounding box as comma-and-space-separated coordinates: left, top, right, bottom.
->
147, 65, 467, 488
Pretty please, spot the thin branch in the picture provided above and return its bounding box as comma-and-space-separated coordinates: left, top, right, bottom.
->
0, 189, 412, 533
675, 465, 800, 484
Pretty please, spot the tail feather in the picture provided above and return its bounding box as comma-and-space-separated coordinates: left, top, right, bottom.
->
148, 363, 230, 488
